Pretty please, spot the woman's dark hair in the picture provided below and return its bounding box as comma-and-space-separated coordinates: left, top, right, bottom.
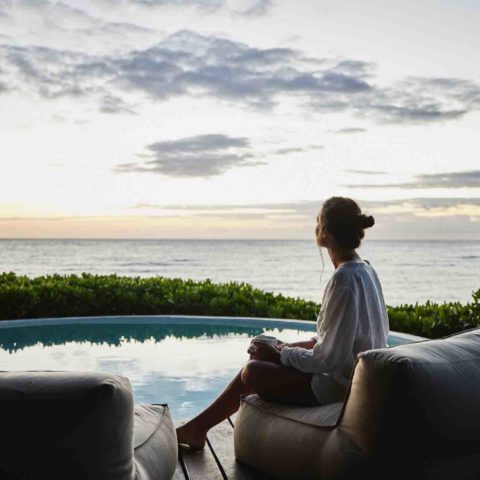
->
320, 196, 374, 249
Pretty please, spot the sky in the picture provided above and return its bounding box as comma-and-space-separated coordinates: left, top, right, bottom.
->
0, 0, 479, 239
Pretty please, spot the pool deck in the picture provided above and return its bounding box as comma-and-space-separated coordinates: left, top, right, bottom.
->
175, 416, 271, 480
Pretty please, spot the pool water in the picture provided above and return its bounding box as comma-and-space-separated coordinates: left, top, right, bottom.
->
0, 316, 425, 418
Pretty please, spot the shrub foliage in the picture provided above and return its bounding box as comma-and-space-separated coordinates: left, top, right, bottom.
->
0, 272, 478, 339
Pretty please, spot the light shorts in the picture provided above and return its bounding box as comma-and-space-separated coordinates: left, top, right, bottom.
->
310, 373, 348, 405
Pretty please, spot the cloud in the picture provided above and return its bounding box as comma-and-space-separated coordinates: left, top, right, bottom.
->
411, 170, 480, 189
273, 144, 324, 155
99, 95, 137, 114
127, 200, 323, 223
119, 0, 223, 8
114, 133, 266, 177
332, 60, 376, 77
237, 0, 272, 16
351, 76, 480, 124
344, 170, 480, 189
3, 197, 480, 239
0, 0, 273, 25
1, 30, 479, 123
0, 31, 373, 111
0, 44, 97, 99
100, 0, 273, 16
6, 197, 480, 221
0, 1, 159, 54
131, 197, 480, 219
367, 198, 480, 225
396, 197, 480, 208
110, 31, 373, 110
124, 197, 480, 238
0, 216, 69, 222
344, 169, 386, 175
274, 147, 304, 155
335, 128, 366, 134
114, 134, 326, 177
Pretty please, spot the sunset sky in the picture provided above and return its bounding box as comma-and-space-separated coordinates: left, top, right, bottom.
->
1, 0, 479, 239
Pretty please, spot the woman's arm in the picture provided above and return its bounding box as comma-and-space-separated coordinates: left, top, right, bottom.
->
279, 285, 357, 374
278, 339, 317, 350
248, 342, 282, 363
247, 339, 316, 362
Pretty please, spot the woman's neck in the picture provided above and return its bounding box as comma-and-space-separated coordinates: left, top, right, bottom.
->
328, 248, 361, 269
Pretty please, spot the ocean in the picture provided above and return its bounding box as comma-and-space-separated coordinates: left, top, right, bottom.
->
0, 239, 479, 306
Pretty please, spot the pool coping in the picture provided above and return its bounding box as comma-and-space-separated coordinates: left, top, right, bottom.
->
0, 314, 427, 343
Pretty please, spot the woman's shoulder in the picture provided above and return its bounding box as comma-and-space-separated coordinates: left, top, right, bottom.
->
332, 261, 377, 287
334, 260, 366, 277
326, 269, 355, 298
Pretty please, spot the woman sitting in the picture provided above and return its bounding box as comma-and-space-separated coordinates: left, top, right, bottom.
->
176, 196, 390, 450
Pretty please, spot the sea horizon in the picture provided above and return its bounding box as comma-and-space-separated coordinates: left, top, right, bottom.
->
1, 238, 479, 242
1, 238, 479, 307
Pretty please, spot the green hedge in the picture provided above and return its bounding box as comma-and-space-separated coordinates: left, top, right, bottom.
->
0, 272, 479, 339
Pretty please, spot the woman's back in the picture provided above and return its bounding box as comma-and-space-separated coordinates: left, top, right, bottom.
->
330, 260, 389, 348
281, 258, 389, 384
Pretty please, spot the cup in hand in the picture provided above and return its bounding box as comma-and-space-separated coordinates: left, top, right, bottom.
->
252, 334, 278, 347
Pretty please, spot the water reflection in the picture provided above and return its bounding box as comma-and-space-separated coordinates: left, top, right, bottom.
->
0, 323, 310, 418
0, 322, 410, 418
0, 323, 267, 353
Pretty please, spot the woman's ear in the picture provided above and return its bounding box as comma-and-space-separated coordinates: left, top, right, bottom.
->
321, 229, 332, 248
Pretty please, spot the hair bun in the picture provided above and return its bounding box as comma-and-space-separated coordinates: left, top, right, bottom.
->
358, 214, 375, 229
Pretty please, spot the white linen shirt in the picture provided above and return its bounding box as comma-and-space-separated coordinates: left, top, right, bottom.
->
280, 260, 390, 390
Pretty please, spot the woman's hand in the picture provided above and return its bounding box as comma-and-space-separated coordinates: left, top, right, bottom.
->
247, 341, 282, 364
276, 341, 291, 351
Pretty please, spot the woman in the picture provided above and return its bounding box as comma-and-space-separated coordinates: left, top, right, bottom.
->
176, 196, 390, 450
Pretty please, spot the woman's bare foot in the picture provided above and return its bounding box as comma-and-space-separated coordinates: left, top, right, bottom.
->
176, 421, 208, 451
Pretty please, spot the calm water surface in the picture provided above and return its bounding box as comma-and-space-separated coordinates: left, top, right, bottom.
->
1, 239, 479, 305
0, 320, 414, 418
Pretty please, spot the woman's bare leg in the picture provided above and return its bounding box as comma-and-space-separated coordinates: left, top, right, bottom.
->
176, 360, 316, 450
242, 360, 318, 405
176, 368, 253, 450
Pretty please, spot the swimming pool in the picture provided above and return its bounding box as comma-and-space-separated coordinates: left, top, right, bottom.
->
0, 316, 426, 418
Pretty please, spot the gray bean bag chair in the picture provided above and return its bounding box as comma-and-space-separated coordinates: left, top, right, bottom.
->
0, 371, 177, 480
234, 327, 480, 480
